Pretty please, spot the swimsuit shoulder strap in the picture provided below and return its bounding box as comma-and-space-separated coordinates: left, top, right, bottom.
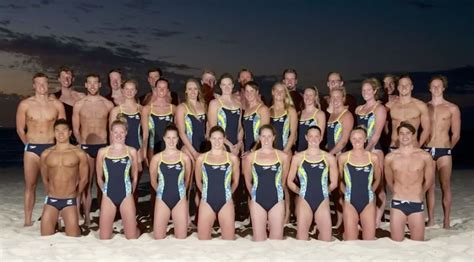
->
368, 151, 372, 165
336, 109, 348, 121
345, 151, 351, 165
275, 150, 281, 163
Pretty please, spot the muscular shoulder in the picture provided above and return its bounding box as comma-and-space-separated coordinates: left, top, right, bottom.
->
74, 146, 88, 159
415, 148, 431, 160
40, 147, 53, 159
412, 98, 428, 110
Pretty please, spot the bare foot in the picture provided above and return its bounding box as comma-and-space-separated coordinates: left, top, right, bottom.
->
426, 220, 435, 227
24, 221, 33, 227
443, 220, 450, 229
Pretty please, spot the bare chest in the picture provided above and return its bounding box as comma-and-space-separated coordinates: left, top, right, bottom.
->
46, 151, 80, 168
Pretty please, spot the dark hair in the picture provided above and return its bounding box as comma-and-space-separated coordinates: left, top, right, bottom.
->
54, 118, 70, 130
397, 121, 416, 134
209, 125, 226, 137
58, 66, 74, 78
163, 124, 179, 138
219, 73, 234, 85
253, 124, 276, 150
155, 77, 169, 88
351, 125, 367, 137
429, 75, 448, 90
327, 71, 344, 82
85, 73, 101, 82
238, 68, 254, 79
32, 72, 48, 81
398, 74, 413, 85
244, 81, 260, 92
282, 68, 298, 79
306, 125, 322, 135
147, 68, 163, 77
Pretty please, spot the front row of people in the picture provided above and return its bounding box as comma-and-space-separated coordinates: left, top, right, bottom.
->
40, 118, 432, 242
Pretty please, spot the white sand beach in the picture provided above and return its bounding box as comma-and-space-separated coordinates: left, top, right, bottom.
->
0, 167, 472, 261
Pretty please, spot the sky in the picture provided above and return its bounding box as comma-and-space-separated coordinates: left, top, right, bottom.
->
0, 0, 473, 126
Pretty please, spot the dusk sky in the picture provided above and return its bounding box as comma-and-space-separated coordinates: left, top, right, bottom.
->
0, 0, 473, 126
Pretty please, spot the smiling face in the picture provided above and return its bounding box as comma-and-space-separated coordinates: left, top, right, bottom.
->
398, 126, 414, 146
122, 82, 137, 99
305, 127, 321, 149
397, 77, 413, 97
54, 124, 71, 143
259, 127, 275, 148
361, 82, 376, 102
238, 71, 252, 86
283, 72, 297, 90
210, 129, 225, 150
303, 88, 316, 107
33, 76, 49, 96
429, 79, 445, 98
220, 77, 234, 96
244, 84, 259, 103
185, 81, 199, 101
327, 73, 343, 90
58, 71, 73, 88
350, 129, 366, 150
330, 89, 344, 109
155, 80, 169, 99
163, 129, 179, 149
109, 72, 122, 90
383, 76, 396, 95
85, 76, 101, 96
272, 83, 286, 102
111, 123, 127, 144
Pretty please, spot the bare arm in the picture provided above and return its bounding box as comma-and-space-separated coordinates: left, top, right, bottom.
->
140, 106, 151, 155
230, 155, 240, 192
55, 100, 66, 120
337, 153, 347, 193
280, 151, 290, 187
175, 105, 199, 158
384, 154, 394, 192
329, 112, 354, 155
130, 147, 139, 192
371, 153, 381, 191
77, 150, 89, 195
258, 105, 270, 126
194, 155, 204, 192
96, 149, 106, 191
108, 107, 119, 129
366, 105, 387, 151
284, 108, 298, 153
15, 101, 28, 144
422, 154, 435, 193
326, 153, 339, 192
418, 102, 431, 147
149, 154, 159, 191
450, 105, 461, 148
316, 111, 326, 138
40, 150, 50, 195
242, 153, 254, 194
206, 100, 218, 138
72, 101, 83, 143
183, 153, 192, 189
287, 153, 301, 194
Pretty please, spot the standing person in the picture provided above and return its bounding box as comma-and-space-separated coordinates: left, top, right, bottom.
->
140, 68, 179, 106
40, 119, 88, 236
424, 76, 461, 228
242, 81, 270, 154
386, 75, 430, 149
282, 68, 303, 112
385, 122, 434, 241
382, 74, 398, 104
355, 78, 387, 226
287, 126, 338, 241
53, 66, 85, 133
175, 79, 207, 160
96, 118, 140, 239
270, 82, 298, 153
16, 72, 66, 226
235, 68, 254, 111
149, 125, 192, 239
338, 127, 381, 240
105, 69, 125, 105
109, 80, 145, 170
326, 87, 353, 228
195, 126, 240, 240
242, 125, 290, 241
72, 73, 114, 225
207, 74, 243, 156
201, 69, 217, 105
296, 86, 326, 152
321, 72, 358, 115
141, 78, 175, 162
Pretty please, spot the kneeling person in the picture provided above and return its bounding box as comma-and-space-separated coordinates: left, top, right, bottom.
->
40, 119, 88, 236
385, 122, 434, 241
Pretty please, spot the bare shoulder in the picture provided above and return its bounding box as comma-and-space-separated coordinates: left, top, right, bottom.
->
243, 151, 255, 163
323, 150, 336, 162
229, 154, 239, 163
288, 107, 297, 115
370, 152, 379, 162
128, 146, 138, 156
196, 153, 205, 163
447, 100, 460, 113
338, 151, 349, 162
151, 152, 162, 163
413, 98, 428, 109
40, 147, 53, 159
208, 99, 218, 108
384, 151, 395, 162
276, 150, 289, 161
181, 152, 191, 162
292, 151, 303, 162
415, 148, 431, 160
74, 146, 88, 158
375, 103, 387, 113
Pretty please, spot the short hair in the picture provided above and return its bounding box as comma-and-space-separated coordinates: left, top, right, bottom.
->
155, 77, 169, 88
122, 79, 138, 89
202, 69, 216, 77
108, 68, 123, 76
163, 124, 179, 138
244, 81, 260, 92
330, 86, 347, 98
282, 68, 298, 79
398, 74, 413, 84
32, 72, 48, 82
306, 125, 322, 135
351, 125, 367, 137
218, 73, 234, 85
85, 73, 101, 82
383, 74, 398, 82
429, 75, 448, 89
209, 125, 226, 137
58, 66, 74, 78
397, 121, 416, 134
327, 72, 344, 81
147, 68, 163, 77
238, 68, 254, 79
54, 118, 70, 130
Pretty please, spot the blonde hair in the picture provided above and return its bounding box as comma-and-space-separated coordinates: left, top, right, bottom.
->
330, 86, 347, 103
272, 81, 294, 110
361, 78, 382, 100
111, 114, 128, 132
184, 78, 207, 111
304, 85, 321, 109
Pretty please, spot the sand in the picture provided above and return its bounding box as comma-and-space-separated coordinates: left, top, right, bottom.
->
0, 167, 472, 261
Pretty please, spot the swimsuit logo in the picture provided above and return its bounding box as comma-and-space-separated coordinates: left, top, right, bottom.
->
112, 159, 120, 163
393, 201, 400, 206
231, 110, 239, 114
159, 116, 170, 121
271, 165, 277, 171
311, 164, 318, 168
355, 167, 363, 171
50, 199, 58, 202
82, 146, 89, 149
318, 163, 325, 169
66, 199, 73, 205
212, 165, 220, 170
448, 149, 451, 154
246, 116, 253, 121
363, 167, 370, 172
262, 166, 270, 170
29, 145, 37, 149
220, 165, 227, 171
120, 158, 128, 164
167, 164, 176, 169
278, 117, 285, 122
329, 123, 334, 128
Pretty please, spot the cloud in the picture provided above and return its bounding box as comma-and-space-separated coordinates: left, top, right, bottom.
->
0, 20, 10, 26
150, 28, 182, 39
400, 0, 439, 10
75, 2, 104, 14
0, 3, 28, 10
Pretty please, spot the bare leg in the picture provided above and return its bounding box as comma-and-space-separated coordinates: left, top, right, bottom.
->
437, 156, 452, 229
218, 202, 235, 240
426, 160, 436, 226
120, 196, 139, 239
390, 208, 407, 242
40, 204, 59, 236
268, 201, 285, 240
23, 152, 40, 226
153, 199, 171, 239
343, 202, 360, 240
62, 205, 81, 237
374, 150, 386, 227
314, 199, 332, 241
360, 203, 376, 240
295, 197, 312, 240
407, 212, 425, 241
197, 202, 216, 240
82, 156, 95, 226
99, 196, 117, 240
249, 200, 268, 241
171, 199, 189, 239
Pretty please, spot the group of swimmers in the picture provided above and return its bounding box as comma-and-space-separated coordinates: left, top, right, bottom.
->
16, 67, 461, 242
